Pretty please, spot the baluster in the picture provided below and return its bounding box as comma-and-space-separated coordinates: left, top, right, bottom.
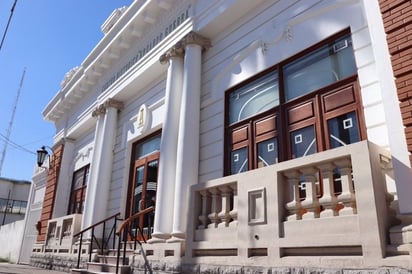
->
334, 158, 356, 215
284, 170, 303, 221
229, 184, 238, 227
198, 190, 209, 229
318, 163, 338, 217
218, 185, 231, 227
300, 167, 320, 219
207, 187, 221, 228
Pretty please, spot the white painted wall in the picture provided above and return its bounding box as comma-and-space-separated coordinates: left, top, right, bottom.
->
197, 0, 407, 185
0, 220, 25, 263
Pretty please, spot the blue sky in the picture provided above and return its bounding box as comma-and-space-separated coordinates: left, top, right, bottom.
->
0, 0, 133, 181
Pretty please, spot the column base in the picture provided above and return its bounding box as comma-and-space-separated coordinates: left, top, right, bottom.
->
148, 232, 171, 243
167, 231, 186, 243
167, 236, 185, 243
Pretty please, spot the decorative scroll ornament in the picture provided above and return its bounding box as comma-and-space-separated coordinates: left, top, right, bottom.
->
92, 98, 124, 117
101, 6, 127, 34
60, 66, 80, 88
179, 31, 212, 51
159, 45, 185, 64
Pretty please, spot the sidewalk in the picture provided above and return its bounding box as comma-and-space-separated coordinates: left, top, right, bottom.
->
0, 263, 67, 274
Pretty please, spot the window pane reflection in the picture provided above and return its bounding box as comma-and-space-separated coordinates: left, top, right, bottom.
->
257, 138, 278, 168
230, 147, 248, 174
328, 112, 359, 148
291, 126, 317, 158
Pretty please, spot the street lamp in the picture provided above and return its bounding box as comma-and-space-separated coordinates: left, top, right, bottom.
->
36, 146, 51, 168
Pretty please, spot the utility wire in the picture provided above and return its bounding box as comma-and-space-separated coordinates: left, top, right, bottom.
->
0, 0, 18, 51
0, 132, 35, 155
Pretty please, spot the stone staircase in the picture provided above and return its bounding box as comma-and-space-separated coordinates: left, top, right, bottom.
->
71, 248, 134, 274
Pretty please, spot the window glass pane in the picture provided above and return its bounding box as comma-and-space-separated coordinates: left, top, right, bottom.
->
133, 166, 145, 214
84, 166, 90, 186
257, 138, 278, 168
0, 198, 6, 212
229, 71, 279, 124
283, 35, 356, 101
328, 111, 360, 148
134, 135, 161, 160
230, 147, 248, 174
73, 170, 84, 190
290, 126, 317, 158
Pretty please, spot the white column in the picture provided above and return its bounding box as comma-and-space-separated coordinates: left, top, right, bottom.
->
170, 32, 211, 241
81, 99, 123, 233
150, 46, 184, 242
53, 139, 75, 218
361, 0, 412, 213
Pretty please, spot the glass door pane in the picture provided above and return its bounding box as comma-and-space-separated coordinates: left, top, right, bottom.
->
257, 138, 278, 168
132, 165, 145, 215
230, 147, 248, 174
142, 159, 158, 238
290, 126, 317, 158
328, 111, 360, 148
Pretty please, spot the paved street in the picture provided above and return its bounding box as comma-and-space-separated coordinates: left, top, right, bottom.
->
0, 263, 67, 274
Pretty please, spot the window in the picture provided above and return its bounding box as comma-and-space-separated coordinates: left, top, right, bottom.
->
225, 30, 365, 175
0, 198, 27, 214
68, 165, 90, 214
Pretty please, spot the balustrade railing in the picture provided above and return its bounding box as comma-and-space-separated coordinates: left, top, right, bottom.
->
190, 141, 393, 262
283, 157, 356, 221
197, 182, 237, 229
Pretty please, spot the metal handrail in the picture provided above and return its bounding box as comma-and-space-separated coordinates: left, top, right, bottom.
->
115, 206, 155, 274
115, 206, 154, 235
74, 212, 121, 269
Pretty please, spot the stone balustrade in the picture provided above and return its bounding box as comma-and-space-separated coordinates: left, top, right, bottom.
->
187, 141, 396, 267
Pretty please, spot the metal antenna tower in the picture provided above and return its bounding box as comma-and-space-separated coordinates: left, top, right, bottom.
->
0, 67, 26, 176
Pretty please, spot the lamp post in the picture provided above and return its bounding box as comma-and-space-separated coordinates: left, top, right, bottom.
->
36, 146, 50, 168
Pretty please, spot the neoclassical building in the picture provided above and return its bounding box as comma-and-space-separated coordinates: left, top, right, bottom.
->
30, 0, 412, 273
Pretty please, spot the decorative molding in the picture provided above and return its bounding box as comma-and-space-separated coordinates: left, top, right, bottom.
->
101, 6, 127, 34
159, 31, 211, 65
60, 66, 80, 88
179, 31, 212, 51
159, 45, 185, 64
92, 98, 124, 117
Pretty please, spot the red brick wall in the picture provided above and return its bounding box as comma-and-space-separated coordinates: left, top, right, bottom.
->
379, 0, 412, 165
36, 144, 64, 242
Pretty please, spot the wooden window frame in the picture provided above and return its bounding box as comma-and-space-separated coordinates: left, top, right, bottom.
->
67, 164, 90, 215
224, 29, 366, 176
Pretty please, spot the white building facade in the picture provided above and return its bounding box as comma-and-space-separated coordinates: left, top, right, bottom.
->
31, 0, 412, 272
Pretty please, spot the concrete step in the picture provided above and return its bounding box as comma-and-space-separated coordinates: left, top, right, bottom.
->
87, 262, 130, 274
71, 269, 88, 274
107, 248, 135, 257
98, 254, 129, 265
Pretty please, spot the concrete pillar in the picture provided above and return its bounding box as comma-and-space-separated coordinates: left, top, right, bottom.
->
53, 139, 75, 218
150, 46, 185, 242
170, 32, 211, 242
361, 0, 412, 213
82, 99, 123, 233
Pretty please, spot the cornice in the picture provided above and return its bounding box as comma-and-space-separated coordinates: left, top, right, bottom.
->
44, 0, 189, 123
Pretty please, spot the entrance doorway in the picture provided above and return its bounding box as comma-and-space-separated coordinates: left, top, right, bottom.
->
127, 133, 160, 241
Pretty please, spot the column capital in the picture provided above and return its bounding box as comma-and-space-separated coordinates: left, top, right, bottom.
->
92, 98, 124, 117
179, 31, 211, 51
159, 45, 185, 65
